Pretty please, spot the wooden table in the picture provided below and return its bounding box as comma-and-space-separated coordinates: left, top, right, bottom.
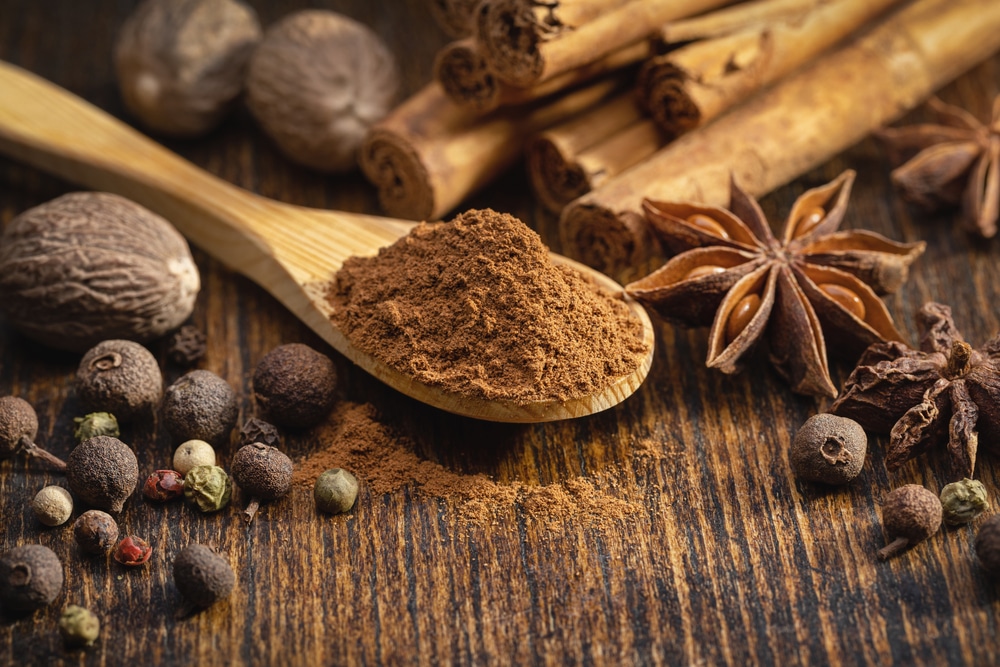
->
2, 1, 999, 664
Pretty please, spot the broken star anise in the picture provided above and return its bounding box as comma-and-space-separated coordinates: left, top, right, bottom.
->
878, 95, 1000, 238
831, 302, 1000, 480
625, 170, 925, 397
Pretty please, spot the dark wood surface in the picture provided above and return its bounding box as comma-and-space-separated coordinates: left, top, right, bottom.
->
2, 1, 1000, 665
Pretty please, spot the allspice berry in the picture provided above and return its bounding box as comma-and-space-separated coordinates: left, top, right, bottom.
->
246, 10, 400, 172
162, 370, 239, 445
252, 343, 337, 430
0, 544, 63, 612
73, 510, 120, 555
974, 514, 1000, 576
791, 413, 866, 485
231, 443, 293, 523
0, 396, 66, 470
183, 465, 232, 513
76, 340, 163, 422
32, 486, 74, 527
173, 439, 216, 476
314, 468, 358, 515
877, 484, 943, 560
940, 478, 990, 525
59, 604, 101, 648
173, 543, 235, 615
66, 436, 139, 513
115, 0, 262, 137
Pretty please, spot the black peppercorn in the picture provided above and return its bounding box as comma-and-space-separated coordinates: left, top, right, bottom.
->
0, 544, 63, 612
173, 543, 235, 616
877, 484, 942, 560
0, 396, 66, 470
252, 343, 337, 429
231, 443, 293, 523
238, 417, 281, 449
66, 436, 139, 513
76, 339, 163, 422
73, 510, 120, 555
162, 370, 238, 445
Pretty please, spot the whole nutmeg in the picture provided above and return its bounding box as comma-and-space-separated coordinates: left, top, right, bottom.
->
66, 436, 139, 513
791, 413, 867, 485
115, 0, 262, 136
162, 370, 239, 445
76, 340, 163, 422
314, 468, 358, 515
0, 396, 66, 470
183, 465, 232, 513
246, 10, 400, 172
252, 343, 337, 429
940, 478, 990, 525
173, 439, 216, 476
0, 192, 199, 352
173, 543, 235, 615
0, 544, 63, 613
975, 514, 1000, 576
59, 604, 101, 648
32, 486, 74, 527
877, 484, 943, 560
231, 443, 293, 523
73, 510, 120, 555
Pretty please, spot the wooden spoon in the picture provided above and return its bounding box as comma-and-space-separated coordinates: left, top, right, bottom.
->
0, 61, 654, 423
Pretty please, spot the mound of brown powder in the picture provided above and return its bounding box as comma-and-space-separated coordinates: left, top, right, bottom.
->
328, 208, 649, 404
293, 402, 640, 529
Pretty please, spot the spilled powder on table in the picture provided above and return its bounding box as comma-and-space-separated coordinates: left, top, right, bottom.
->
293, 402, 640, 529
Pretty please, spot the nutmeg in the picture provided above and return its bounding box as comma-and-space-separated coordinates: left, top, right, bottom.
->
246, 10, 400, 172
114, 0, 262, 136
0, 192, 199, 352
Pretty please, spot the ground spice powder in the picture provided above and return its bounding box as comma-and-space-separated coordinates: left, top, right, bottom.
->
328, 209, 649, 404
293, 402, 640, 528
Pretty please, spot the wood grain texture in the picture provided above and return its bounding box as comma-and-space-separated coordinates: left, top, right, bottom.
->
1, 1, 999, 665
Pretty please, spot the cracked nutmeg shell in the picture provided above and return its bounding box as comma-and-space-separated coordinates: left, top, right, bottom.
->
0, 192, 199, 352
0, 544, 63, 612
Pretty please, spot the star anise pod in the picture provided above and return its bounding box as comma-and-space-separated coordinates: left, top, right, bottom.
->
830, 302, 1000, 479
625, 170, 925, 397
878, 95, 1000, 237
167, 324, 207, 366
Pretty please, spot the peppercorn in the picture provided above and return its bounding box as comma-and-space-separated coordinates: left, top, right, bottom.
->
790, 413, 867, 485
183, 465, 232, 512
173, 543, 235, 616
143, 470, 185, 502
73, 510, 120, 555
231, 443, 293, 523
0, 396, 67, 470
314, 468, 358, 514
975, 514, 1000, 576
162, 370, 238, 445
59, 604, 100, 648
76, 339, 163, 422
114, 536, 152, 566
66, 436, 139, 513
0, 544, 63, 612
252, 343, 337, 429
877, 484, 943, 560
31, 485, 74, 527
940, 478, 990, 525
73, 412, 120, 442
173, 439, 216, 476
238, 417, 281, 449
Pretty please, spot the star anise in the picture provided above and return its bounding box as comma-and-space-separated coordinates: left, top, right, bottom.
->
830, 302, 1000, 479
167, 324, 207, 366
625, 170, 925, 397
878, 95, 1000, 238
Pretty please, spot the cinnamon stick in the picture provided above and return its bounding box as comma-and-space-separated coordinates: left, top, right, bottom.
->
436, 38, 648, 113
476, 0, 735, 87
528, 94, 665, 213
359, 78, 625, 221
429, 0, 482, 38
637, 0, 903, 138
656, 0, 821, 45
560, 0, 1000, 279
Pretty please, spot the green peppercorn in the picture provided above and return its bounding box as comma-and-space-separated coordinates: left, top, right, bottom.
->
73, 412, 120, 442
59, 604, 100, 647
314, 468, 358, 514
183, 465, 231, 512
940, 478, 990, 525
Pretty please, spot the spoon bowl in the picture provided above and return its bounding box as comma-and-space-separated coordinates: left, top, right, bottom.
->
0, 61, 654, 422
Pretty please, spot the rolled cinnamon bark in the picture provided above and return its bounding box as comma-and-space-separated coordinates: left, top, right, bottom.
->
656, 0, 820, 45
436, 38, 648, 113
359, 78, 625, 221
560, 0, 1000, 278
637, 0, 903, 137
429, 0, 482, 38
528, 94, 665, 213
476, 0, 734, 87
